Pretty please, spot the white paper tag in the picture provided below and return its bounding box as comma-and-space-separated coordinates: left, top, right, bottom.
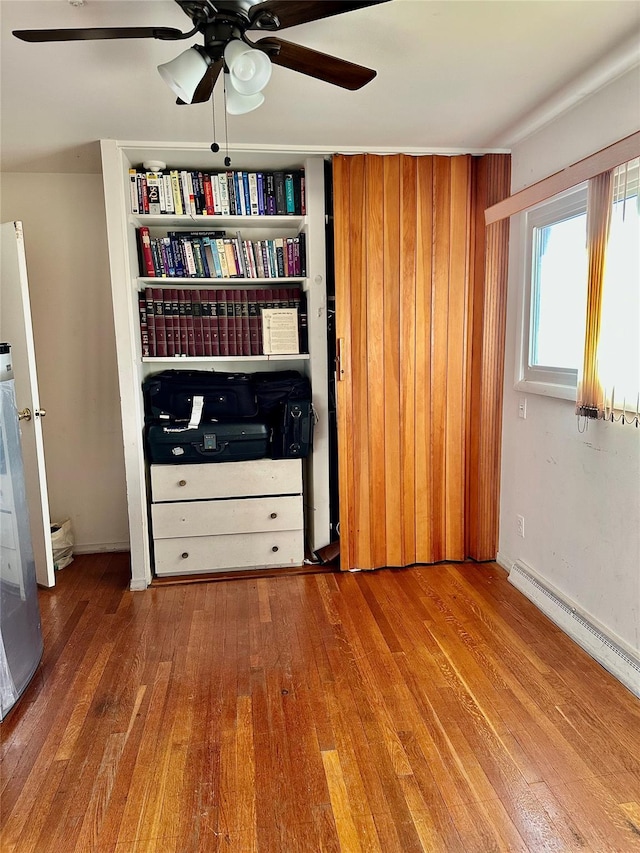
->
188, 395, 204, 429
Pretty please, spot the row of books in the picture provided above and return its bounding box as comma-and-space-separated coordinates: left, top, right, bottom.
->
130, 167, 305, 217
139, 286, 307, 358
137, 227, 307, 280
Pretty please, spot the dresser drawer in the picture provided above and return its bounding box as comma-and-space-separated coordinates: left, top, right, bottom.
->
150, 459, 302, 502
153, 529, 304, 576
151, 495, 303, 539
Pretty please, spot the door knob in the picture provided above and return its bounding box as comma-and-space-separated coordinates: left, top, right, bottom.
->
18, 407, 32, 422
35, 408, 46, 418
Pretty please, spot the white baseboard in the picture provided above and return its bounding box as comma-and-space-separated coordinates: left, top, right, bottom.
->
73, 542, 130, 555
507, 559, 640, 699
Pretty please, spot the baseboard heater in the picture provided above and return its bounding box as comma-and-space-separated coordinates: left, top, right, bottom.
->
508, 559, 640, 699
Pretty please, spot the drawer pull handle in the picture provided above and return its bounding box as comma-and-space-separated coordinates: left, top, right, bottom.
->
270, 512, 278, 519
178, 479, 187, 487
271, 545, 279, 553
181, 552, 189, 559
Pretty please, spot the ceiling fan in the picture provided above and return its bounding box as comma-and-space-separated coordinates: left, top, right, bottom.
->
13, 0, 391, 113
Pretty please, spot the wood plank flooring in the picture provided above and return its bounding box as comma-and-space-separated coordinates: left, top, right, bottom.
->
1, 552, 639, 852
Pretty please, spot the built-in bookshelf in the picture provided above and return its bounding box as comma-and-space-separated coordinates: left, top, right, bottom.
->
101, 142, 330, 589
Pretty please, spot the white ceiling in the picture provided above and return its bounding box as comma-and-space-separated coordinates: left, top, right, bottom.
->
1, 0, 639, 173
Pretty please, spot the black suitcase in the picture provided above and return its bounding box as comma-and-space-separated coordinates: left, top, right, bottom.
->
146, 421, 269, 464
143, 370, 258, 422
252, 370, 314, 458
271, 400, 314, 459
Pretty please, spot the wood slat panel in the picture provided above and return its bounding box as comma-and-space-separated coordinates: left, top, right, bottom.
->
445, 155, 471, 560
430, 156, 453, 563
467, 154, 511, 560
382, 156, 403, 567
333, 155, 355, 570
399, 155, 418, 566
365, 154, 387, 568
414, 157, 434, 563
350, 155, 373, 570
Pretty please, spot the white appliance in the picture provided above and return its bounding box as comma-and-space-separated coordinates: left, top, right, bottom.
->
0, 342, 43, 720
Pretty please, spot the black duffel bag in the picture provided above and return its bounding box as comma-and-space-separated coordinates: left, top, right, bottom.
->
252, 371, 314, 458
143, 370, 258, 422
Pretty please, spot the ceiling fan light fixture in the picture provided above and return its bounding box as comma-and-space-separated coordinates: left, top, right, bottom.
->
224, 72, 265, 115
224, 39, 271, 95
157, 46, 209, 104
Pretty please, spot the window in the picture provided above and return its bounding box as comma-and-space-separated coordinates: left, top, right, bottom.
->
517, 184, 588, 397
517, 159, 639, 417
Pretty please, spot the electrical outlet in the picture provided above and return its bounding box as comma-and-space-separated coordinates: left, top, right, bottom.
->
518, 398, 527, 419
517, 515, 525, 538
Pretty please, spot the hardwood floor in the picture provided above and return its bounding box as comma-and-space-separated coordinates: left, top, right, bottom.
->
1, 553, 639, 852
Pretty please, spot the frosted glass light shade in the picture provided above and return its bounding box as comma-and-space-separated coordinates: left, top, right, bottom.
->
224, 39, 272, 95
158, 48, 209, 104
224, 73, 265, 114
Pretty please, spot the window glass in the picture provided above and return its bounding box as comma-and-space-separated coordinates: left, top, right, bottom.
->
531, 212, 587, 371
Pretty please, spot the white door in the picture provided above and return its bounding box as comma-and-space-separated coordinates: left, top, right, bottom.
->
0, 221, 55, 587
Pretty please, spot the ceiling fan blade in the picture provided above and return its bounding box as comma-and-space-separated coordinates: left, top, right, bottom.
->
256, 37, 376, 90
177, 59, 223, 105
13, 27, 186, 43
249, 0, 391, 31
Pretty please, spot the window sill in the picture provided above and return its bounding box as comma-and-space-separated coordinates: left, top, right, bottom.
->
514, 378, 576, 402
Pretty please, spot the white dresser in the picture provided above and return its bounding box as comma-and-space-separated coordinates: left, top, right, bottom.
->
150, 458, 304, 576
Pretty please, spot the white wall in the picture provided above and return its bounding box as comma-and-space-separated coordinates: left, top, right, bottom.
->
499, 68, 640, 655
1, 173, 129, 552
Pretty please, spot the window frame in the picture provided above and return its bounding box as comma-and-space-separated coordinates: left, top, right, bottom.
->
515, 182, 588, 401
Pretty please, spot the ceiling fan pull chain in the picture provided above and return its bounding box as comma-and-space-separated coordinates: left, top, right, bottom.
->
222, 80, 231, 168
210, 91, 220, 153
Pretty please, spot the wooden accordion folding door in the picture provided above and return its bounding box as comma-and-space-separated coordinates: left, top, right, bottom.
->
333, 153, 510, 571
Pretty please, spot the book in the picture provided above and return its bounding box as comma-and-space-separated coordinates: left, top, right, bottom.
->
129, 169, 139, 215
257, 173, 265, 215
217, 290, 229, 356
180, 238, 197, 277
185, 293, 195, 356
265, 173, 277, 215
163, 289, 175, 356
224, 238, 240, 277
146, 173, 162, 215
169, 289, 180, 354
218, 173, 230, 216
248, 173, 259, 216
203, 173, 215, 215
208, 290, 220, 356
242, 172, 251, 216
216, 238, 229, 278
200, 290, 212, 356
178, 289, 189, 355
192, 291, 205, 356
138, 291, 149, 356
240, 289, 251, 355
226, 290, 237, 355
145, 287, 156, 356
162, 172, 174, 214
274, 171, 286, 215
233, 289, 244, 355
137, 226, 155, 276
247, 289, 260, 355
153, 288, 167, 357
284, 173, 295, 214
170, 171, 184, 216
